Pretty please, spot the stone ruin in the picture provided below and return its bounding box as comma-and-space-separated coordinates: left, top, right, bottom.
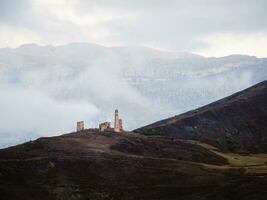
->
119, 119, 123, 131
76, 121, 84, 131
76, 109, 124, 133
100, 109, 123, 133
99, 122, 111, 132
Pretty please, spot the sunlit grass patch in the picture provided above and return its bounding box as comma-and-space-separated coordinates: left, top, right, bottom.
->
214, 152, 267, 167
185, 139, 267, 167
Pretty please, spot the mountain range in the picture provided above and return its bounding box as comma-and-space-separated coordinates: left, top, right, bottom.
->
0, 43, 267, 147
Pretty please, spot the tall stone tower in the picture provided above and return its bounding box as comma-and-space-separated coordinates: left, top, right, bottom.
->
114, 109, 120, 132
119, 119, 123, 131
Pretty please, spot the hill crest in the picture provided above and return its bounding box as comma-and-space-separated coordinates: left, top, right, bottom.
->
135, 80, 267, 153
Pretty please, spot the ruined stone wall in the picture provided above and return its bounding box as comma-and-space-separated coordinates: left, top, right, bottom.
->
99, 122, 111, 132
77, 121, 84, 132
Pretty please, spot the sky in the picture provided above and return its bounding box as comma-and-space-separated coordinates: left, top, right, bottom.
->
0, 0, 267, 57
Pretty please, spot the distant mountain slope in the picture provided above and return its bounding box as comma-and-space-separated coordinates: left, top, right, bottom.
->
135, 81, 267, 153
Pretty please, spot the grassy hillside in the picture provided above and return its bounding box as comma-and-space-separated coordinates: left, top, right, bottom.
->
135, 81, 267, 153
0, 130, 267, 200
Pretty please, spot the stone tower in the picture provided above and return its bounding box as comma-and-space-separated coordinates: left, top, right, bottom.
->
77, 121, 84, 132
119, 119, 123, 131
114, 109, 120, 132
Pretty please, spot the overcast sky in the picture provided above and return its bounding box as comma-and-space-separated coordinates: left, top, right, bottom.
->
0, 0, 267, 57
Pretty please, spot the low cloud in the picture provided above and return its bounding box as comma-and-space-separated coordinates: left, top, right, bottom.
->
0, 84, 99, 147
194, 32, 267, 57
0, 44, 176, 147
0, 25, 43, 48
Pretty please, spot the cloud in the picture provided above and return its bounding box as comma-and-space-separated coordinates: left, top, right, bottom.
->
0, 0, 31, 22
0, 43, 175, 147
0, 25, 43, 48
28, 0, 140, 46
194, 32, 267, 57
32, 0, 139, 26
0, 84, 99, 147
0, 0, 267, 56
89, 0, 267, 52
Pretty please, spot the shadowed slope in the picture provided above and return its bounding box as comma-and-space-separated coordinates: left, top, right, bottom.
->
135, 81, 267, 153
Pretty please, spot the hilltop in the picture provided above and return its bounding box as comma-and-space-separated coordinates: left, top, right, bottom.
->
0, 129, 230, 200
135, 80, 267, 153
1, 129, 267, 200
